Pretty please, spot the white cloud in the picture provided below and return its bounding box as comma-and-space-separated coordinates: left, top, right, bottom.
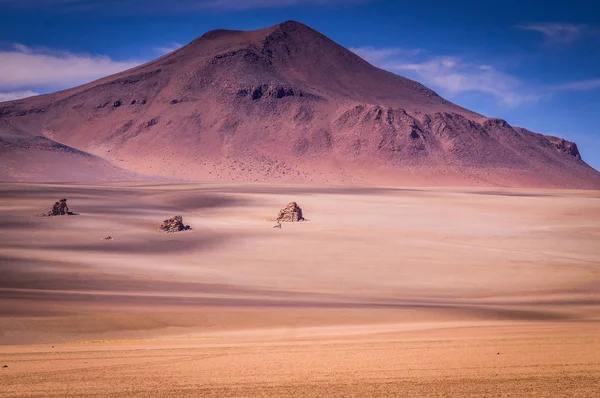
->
516, 23, 596, 44
352, 46, 539, 107
441, 58, 456, 68
550, 78, 600, 91
0, 44, 140, 91
351, 47, 423, 64
0, 90, 39, 102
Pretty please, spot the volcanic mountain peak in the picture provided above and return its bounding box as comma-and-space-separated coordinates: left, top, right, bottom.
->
168, 20, 456, 114
0, 20, 599, 188
198, 28, 244, 41
194, 20, 310, 42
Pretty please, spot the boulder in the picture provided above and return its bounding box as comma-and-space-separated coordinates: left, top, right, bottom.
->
276, 202, 305, 222
159, 215, 192, 233
41, 198, 77, 216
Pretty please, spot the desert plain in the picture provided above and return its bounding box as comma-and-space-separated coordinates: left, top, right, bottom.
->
0, 182, 599, 397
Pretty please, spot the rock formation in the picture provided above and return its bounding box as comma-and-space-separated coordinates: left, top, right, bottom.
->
547, 136, 581, 159
41, 198, 77, 216
276, 202, 305, 222
159, 215, 192, 233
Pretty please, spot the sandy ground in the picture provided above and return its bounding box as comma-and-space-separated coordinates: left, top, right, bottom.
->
1, 183, 599, 396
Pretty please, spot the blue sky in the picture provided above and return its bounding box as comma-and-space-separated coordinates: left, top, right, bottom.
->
1, 0, 599, 170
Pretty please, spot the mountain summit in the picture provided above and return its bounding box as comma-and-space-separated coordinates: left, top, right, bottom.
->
1, 20, 599, 187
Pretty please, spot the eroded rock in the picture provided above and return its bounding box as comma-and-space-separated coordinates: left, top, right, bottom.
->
159, 215, 192, 233
276, 202, 305, 222
41, 198, 78, 217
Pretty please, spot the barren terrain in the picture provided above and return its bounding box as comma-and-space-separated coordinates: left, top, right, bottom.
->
2, 21, 599, 188
1, 183, 599, 396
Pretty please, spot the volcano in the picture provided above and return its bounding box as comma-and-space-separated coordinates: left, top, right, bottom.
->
1, 21, 599, 187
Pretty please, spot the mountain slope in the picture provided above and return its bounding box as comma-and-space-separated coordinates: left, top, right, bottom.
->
0, 135, 147, 182
1, 20, 599, 188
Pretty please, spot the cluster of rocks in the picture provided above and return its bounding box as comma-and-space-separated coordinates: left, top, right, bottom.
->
158, 215, 192, 233
38, 198, 306, 234
41, 198, 77, 217
276, 202, 305, 222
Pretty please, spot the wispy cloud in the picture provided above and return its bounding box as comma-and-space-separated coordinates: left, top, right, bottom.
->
0, 44, 140, 91
550, 78, 600, 91
154, 42, 183, 56
0, 90, 39, 102
516, 23, 597, 44
352, 47, 539, 107
350, 47, 423, 63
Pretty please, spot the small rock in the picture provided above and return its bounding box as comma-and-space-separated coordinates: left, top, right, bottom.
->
40, 198, 78, 217
104, 236, 113, 240
145, 118, 158, 128
159, 216, 192, 233
272, 221, 281, 229
2, 365, 7, 368
113, 100, 122, 107
276, 202, 305, 222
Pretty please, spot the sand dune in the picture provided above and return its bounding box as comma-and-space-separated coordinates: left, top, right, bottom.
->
0, 183, 599, 396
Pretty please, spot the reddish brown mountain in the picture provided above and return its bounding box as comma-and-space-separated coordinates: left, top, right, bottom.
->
0, 135, 145, 182
1, 21, 599, 187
